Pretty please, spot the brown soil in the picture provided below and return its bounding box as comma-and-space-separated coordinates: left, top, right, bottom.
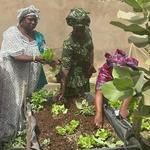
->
34, 99, 113, 150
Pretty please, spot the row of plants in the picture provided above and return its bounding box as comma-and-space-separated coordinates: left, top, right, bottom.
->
31, 87, 150, 149
51, 99, 124, 149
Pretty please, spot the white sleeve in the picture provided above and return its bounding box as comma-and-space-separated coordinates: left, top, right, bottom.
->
1, 31, 25, 57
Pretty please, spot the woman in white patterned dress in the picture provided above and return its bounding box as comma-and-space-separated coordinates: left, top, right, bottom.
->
0, 5, 49, 142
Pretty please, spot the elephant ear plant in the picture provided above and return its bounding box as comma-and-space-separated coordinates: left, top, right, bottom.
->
101, 66, 150, 137
110, 0, 150, 65
108, 0, 150, 138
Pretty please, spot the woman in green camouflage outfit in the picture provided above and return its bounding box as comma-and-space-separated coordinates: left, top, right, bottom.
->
56, 8, 96, 100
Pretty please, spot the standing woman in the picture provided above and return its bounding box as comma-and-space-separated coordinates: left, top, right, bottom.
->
0, 5, 48, 142
56, 8, 96, 101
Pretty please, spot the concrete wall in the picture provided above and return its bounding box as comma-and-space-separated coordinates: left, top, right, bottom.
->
0, 0, 131, 70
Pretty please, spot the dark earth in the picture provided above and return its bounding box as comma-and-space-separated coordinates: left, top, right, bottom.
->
34, 99, 113, 150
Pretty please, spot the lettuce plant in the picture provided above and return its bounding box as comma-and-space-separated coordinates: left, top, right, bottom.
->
75, 99, 95, 116
56, 120, 80, 135
31, 89, 53, 112
51, 104, 68, 117
42, 48, 54, 62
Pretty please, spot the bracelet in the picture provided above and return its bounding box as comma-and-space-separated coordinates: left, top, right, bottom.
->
32, 56, 36, 62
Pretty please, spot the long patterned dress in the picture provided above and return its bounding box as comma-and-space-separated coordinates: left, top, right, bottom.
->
0, 26, 46, 142
61, 27, 94, 97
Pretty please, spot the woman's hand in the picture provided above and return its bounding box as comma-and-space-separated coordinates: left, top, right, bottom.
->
48, 59, 61, 68
35, 56, 47, 64
94, 113, 103, 128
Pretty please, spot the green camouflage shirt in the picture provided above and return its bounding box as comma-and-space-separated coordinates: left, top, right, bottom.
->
61, 27, 93, 97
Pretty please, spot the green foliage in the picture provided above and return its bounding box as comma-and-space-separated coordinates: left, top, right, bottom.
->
42, 48, 54, 62
41, 138, 51, 148
110, 0, 150, 70
3, 130, 26, 149
75, 99, 95, 116
101, 66, 146, 101
31, 89, 53, 112
141, 118, 150, 131
109, 99, 122, 109
56, 120, 80, 135
77, 134, 96, 149
101, 80, 134, 101
55, 126, 66, 135
95, 129, 112, 141
51, 104, 68, 117
77, 129, 124, 149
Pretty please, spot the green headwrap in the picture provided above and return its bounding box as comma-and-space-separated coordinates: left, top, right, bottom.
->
66, 8, 90, 27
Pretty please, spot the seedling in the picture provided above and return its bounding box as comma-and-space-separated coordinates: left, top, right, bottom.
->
77, 134, 95, 149
51, 104, 68, 117
41, 138, 50, 148
31, 89, 53, 112
77, 128, 123, 149
95, 128, 112, 141
3, 130, 26, 149
75, 99, 95, 116
56, 120, 80, 135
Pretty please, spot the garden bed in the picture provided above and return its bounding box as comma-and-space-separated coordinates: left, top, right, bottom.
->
34, 98, 126, 150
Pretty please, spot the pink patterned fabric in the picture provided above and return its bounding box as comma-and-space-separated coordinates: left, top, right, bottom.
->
96, 49, 138, 90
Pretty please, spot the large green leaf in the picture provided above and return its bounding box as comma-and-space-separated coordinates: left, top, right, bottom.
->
113, 78, 134, 90
112, 66, 131, 78
128, 34, 149, 47
134, 71, 146, 93
110, 21, 148, 35
143, 80, 150, 91
124, 0, 143, 12
117, 10, 146, 24
101, 81, 134, 101
142, 89, 150, 106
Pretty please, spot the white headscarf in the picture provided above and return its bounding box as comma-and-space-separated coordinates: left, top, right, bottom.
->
17, 5, 40, 22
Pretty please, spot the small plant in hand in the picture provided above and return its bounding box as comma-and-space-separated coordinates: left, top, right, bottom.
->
42, 48, 54, 62
51, 103, 68, 117
56, 120, 80, 135
75, 98, 95, 116
31, 89, 53, 112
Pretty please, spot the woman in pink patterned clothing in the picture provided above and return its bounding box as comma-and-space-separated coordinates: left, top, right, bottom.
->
94, 49, 138, 128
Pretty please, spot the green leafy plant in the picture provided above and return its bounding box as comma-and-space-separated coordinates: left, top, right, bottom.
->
42, 48, 54, 62
77, 129, 124, 149
55, 126, 66, 136
101, 66, 150, 137
3, 130, 26, 149
109, 0, 150, 107
95, 128, 112, 141
110, 0, 150, 50
56, 120, 80, 135
109, 99, 122, 109
31, 89, 53, 112
41, 138, 51, 148
75, 99, 95, 116
77, 134, 96, 149
51, 104, 68, 117
141, 117, 150, 131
